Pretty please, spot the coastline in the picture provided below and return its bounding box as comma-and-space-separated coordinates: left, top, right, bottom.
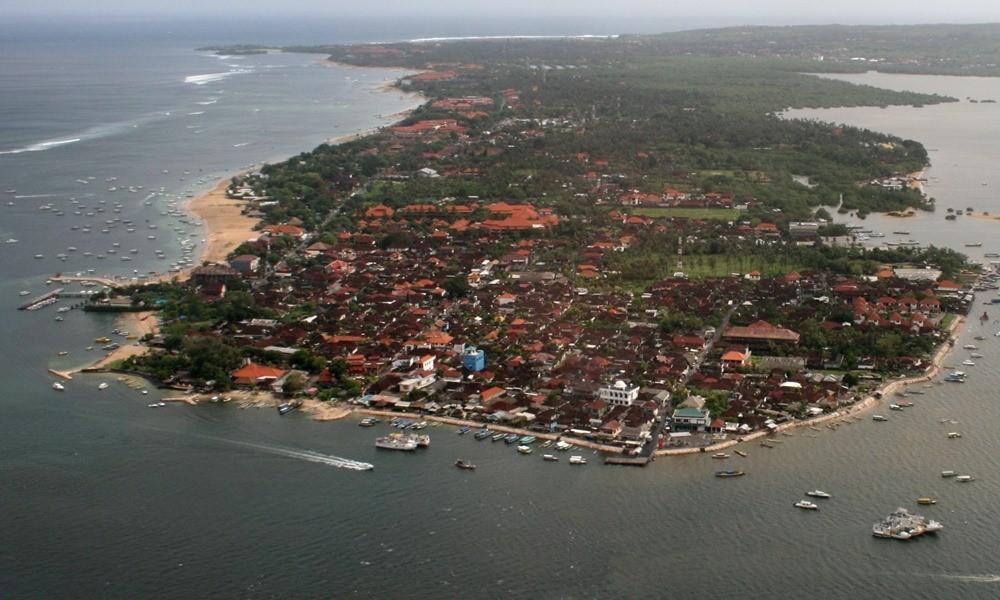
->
654, 313, 967, 457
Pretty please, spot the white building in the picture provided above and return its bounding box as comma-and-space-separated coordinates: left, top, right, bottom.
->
597, 380, 640, 407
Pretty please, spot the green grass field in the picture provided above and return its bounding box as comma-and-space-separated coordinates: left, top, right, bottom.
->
631, 207, 741, 220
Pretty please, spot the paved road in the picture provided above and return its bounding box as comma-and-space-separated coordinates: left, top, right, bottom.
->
641, 305, 737, 458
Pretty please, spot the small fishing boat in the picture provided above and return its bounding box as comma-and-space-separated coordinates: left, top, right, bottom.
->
491, 433, 506, 442
734, 450, 748, 458
956, 475, 975, 482
872, 415, 888, 422
455, 459, 476, 470
806, 490, 831, 499
794, 500, 819, 510
474, 429, 492, 440
712, 453, 730, 459
917, 497, 937, 505
543, 454, 559, 462
941, 470, 957, 478
97, 382, 109, 390
52, 382, 65, 391
516, 445, 532, 455
569, 455, 587, 465
947, 432, 962, 439
760, 441, 775, 448
457, 427, 471, 436
715, 470, 745, 478
504, 433, 520, 444
519, 435, 536, 444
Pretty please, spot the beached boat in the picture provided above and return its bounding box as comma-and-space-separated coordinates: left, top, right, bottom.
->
277, 399, 302, 415
715, 470, 745, 478
455, 459, 476, 470
795, 500, 819, 510
806, 490, 831, 499
569, 455, 587, 465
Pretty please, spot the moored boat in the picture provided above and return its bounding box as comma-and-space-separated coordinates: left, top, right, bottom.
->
568, 455, 587, 465
52, 382, 65, 391
712, 453, 730, 459
794, 500, 819, 510
543, 454, 559, 461
917, 497, 937, 505
941, 470, 957, 478
516, 445, 532, 455
474, 429, 492, 440
455, 459, 476, 470
715, 470, 745, 478
806, 490, 831, 499
734, 450, 748, 458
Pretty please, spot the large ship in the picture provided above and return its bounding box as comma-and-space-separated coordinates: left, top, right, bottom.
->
872, 508, 943, 540
375, 433, 418, 451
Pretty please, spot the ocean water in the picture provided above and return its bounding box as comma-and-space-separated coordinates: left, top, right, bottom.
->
4, 25, 1000, 599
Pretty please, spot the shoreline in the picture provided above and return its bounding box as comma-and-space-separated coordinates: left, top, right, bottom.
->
653, 313, 967, 457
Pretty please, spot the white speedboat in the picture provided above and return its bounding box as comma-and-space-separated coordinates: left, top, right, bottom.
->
569, 455, 587, 465
962, 360, 976, 366
806, 490, 831, 499
516, 445, 532, 455
947, 432, 962, 439
794, 500, 819, 510
956, 475, 975, 482
52, 382, 65, 391
98, 382, 109, 390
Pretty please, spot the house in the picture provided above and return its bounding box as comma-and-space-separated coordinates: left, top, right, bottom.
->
721, 348, 751, 368
191, 264, 240, 285
462, 346, 486, 372
597, 380, 640, 407
229, 254, 260, 275
231, 362, 287, 387
671, 407, 712, 431
399, 371, 436, 393
723, 320, 800, 347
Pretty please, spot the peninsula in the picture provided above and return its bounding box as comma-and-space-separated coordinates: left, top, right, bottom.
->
94, 25, 993, 458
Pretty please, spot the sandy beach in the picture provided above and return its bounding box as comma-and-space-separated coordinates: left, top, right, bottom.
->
73, 311, 160, 373
185, 177, 261, 266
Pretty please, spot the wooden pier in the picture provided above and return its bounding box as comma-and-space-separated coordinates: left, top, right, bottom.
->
604, 456, 650, 467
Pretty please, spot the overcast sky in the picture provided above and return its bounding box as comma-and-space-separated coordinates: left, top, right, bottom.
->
5, 0, 1000, 23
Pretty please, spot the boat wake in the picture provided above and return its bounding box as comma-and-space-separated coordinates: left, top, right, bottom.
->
0, 138, 81, 155
0, 112, 170, 156
205, 435, 373, 471
184, 69, 252, 85
932, 573, 1000, 583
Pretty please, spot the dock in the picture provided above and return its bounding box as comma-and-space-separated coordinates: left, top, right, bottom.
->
18, 288, 64, 310
604, 456, 650, 466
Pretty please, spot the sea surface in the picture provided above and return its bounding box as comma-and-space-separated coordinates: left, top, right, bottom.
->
4, 27, 1000, 599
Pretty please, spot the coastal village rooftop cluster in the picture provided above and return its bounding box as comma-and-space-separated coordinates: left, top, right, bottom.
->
111, 48, 977, 453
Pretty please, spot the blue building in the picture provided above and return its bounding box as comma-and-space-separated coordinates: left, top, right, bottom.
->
462, 346, 485, 372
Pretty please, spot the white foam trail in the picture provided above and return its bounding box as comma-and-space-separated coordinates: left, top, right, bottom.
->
232, 142, 250, 147
187, 111, 205, 116
0, 111, 169, 156
195, 99, 219, 105
14, 193, 61, 199
203, 435, 373, 471
0, 138, 81, 155
184, 68, 251, 85
935, 574, 1000, 583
